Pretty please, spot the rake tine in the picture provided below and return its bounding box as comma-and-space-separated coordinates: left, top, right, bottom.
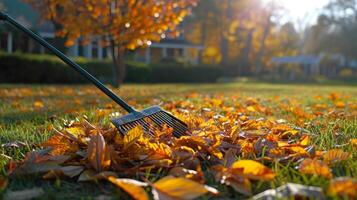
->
157, 113, 172, 126
149, 115, 163, 127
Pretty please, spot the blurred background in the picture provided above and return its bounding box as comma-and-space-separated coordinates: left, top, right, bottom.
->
0, 0, 356, 85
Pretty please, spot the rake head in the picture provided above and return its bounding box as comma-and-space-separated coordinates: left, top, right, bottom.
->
111, 106, 189, 137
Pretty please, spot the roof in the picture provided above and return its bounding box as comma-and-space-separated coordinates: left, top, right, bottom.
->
152, 39, 203, 49
271, 55, 321, 65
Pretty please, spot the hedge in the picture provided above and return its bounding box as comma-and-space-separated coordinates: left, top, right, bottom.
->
0, 52, 222, 84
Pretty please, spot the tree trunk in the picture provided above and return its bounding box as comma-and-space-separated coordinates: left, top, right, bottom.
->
198, 21, 207, 64
110, 42, 126, 87
255, 14, 272, 75
116, 47, 126, 86
220, 0, 233, 66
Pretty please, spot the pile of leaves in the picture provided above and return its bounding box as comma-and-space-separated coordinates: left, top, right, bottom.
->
1, 91, 357, 199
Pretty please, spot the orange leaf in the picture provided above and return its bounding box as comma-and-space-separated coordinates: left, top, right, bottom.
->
350, 139, 357, 149
299, 158, 332, 179
323, 149, 350, 165
152, 176, 218, 200
108, 176, 149, 200
328, 177, 357, 199
231, 160, 275, 181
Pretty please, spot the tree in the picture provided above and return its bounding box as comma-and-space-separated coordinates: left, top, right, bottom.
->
25, 0, 197, 86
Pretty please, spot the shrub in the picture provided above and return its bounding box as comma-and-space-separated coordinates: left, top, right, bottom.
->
0, 52, 222, 84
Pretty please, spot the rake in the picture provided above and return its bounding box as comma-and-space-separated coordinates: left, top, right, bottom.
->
0, 12, 189, 137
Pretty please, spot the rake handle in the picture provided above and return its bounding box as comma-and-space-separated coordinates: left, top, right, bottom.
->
0, 12, 136, 113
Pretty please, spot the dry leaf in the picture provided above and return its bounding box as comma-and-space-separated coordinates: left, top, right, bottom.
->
123, 126, 144, 150
211, 165, 251, 195
231, 160, 275, 181
108, 176, 149, 200
299, 158, 332, 179
152, 176, 218, 200
323, 149, 350, 165
43, 166, 84, 179
78, 170, 117, 182
328, 177, 357, 199
88, 132, 111, 171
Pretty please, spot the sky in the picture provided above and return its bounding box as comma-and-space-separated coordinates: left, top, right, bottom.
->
263, 0, 331, 26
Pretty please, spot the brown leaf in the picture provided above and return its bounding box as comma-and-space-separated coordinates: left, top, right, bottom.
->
211, 165, 251, 196
87, 132, 111, 171
78, 170, 118, 182
168, 166, 205, 184
43, 166, 84, 179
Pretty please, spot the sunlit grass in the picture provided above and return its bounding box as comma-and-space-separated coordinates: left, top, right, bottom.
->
0, 82, 356, 199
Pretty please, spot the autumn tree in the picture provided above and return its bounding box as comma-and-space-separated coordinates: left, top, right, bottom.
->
25, 0, 197, 86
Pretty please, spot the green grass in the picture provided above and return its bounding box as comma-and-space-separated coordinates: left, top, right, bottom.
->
0, 82, 356, 199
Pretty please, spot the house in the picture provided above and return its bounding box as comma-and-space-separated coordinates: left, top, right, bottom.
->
271, 54, 357, 79
0, 0, 202, 65
271, 55, 321, 77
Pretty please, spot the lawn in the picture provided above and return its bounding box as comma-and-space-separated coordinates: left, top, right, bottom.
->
0, 82, 356, 199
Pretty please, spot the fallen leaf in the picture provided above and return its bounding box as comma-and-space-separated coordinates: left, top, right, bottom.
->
299, 158, 332, 179
323, 149, 350, 165
151, 176, 218, 200
328, 177, 357, 199
231, 160, 275, 181
108, 176, 149, 200
211, 165, 251, 195
350, 139, 357, 149
34, 101, 45, 109
78, 170, 117, 182
123, 126, 144, 150
88, 132, 111, 171
43, 166, 84, 179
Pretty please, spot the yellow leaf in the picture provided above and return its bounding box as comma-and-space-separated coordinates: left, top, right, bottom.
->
124, 126, 144, 150
152, 176, 218, 200
299, 135, 310, 146
247, 106, 256, 112
299, 158, 332, 179
87, 132, 111, 171
65, 126, 85, 137
350, 139, 357, 149
108, 176, 149, 200
231, 160, 275, 181
34, 101, 44, 109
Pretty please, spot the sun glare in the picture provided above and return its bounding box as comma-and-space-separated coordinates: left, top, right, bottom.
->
263, 0, 330, 23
